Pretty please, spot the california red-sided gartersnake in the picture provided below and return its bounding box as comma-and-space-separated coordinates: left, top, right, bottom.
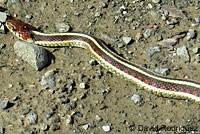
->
5, 18, 200, 103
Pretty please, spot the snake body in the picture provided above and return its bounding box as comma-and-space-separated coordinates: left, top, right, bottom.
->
5, 19, 200, 103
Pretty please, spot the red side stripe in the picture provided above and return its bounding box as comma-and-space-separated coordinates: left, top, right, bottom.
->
115, 64, 120, 69
192, 91, 198, 96
160, 85, 166, 90
152, 83, 157, 87
123, 69, 128, 74
144, 79, 149, 84
131, 73, 136, 77
137, 76, 142, 80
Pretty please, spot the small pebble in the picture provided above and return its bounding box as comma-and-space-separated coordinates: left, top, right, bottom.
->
131, 94, 142, 104
186, 29, 196, 41
192, 47, 200, 54
0, 11, 7, 22
122, 36, 132, 45
25, 14, 32, 19
147, 46, 161, 58
66, 115, 73, 124
155, 67, 170, 76
188, 65, 196, 70
8, 84, 14, 88
40, 123, 49, 131
102, 125, 111, 132
158, 38, 178, 48
62, 98, 70, 104
55, 22, 71, 32
71, 101, 77, 108
0, 127, 5, 134
82, 124, 89, 130
41, 70, 56, 88
176, 46, 190, 62
75, 112, 83, 117
89, 58, 97, 66
143, 29, 153, 38
162, 5, 186, 18
79, 82, 86, 89
117, 43, 124, 48
95, 115, 103, 121
165, 118, 171, 123
152, 0, 160, 3
26, 112, 38, 125
194, 16, 200, 23
0, 99, 9, 109
103, 34, 118, 42
135, 32, 143, 41
194, 54, 200, 63
0, 43, 5, 50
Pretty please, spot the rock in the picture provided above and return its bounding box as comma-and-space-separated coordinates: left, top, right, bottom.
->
194, 16, 200, 23
40, 123, 49, 131
14, 41, 49, 70
79, 82, 86, 89
192, 47, 200, 54
131, 94, 142, 104
176, 46, 190, 62
117, 43, 124, 48
41, 70, 56, 88
122, 36, 132, 45
194, 54, 200, 63
75, 112, 83, 117
186, 29, 196, 41
152, 0, 160, 3
0, 22, 5, 32
162, 5, 186, 18
0, 127, 5, 134
0, 99, 9, 109
103, 34, 118, 42
155, 67, 170, 76
146, 46, 161, 58
26, 112, 38, 125
188, 65, 196, 70
66, 115, 73, 124
82, 124, 89, 130
55, 22, 71, 32
102, 125, 111, 132
0, 43, 5, 50
88, 58, 97, 66
25, 14, 32, 19
95, 115, 103, 121
143, 29, 154, 38
0, 11, 7, 22
158, 38, 178, 47
165, 118, 171, 123
135, 32, 143, 41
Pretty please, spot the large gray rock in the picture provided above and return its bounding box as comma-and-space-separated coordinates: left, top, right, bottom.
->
14, 41, 49, 70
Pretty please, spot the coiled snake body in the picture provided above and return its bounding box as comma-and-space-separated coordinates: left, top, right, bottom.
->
5, 19, 200, 103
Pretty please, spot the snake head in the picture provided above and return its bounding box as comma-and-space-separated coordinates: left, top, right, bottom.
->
6, 19, 37, 42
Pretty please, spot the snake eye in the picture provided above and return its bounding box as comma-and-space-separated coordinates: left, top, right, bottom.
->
23, 25, 27, 29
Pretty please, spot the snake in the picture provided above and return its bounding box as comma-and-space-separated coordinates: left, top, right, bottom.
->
5, 18, 200, 103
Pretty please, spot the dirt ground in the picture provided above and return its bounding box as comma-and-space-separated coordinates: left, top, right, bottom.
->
0, 0, 200, 134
